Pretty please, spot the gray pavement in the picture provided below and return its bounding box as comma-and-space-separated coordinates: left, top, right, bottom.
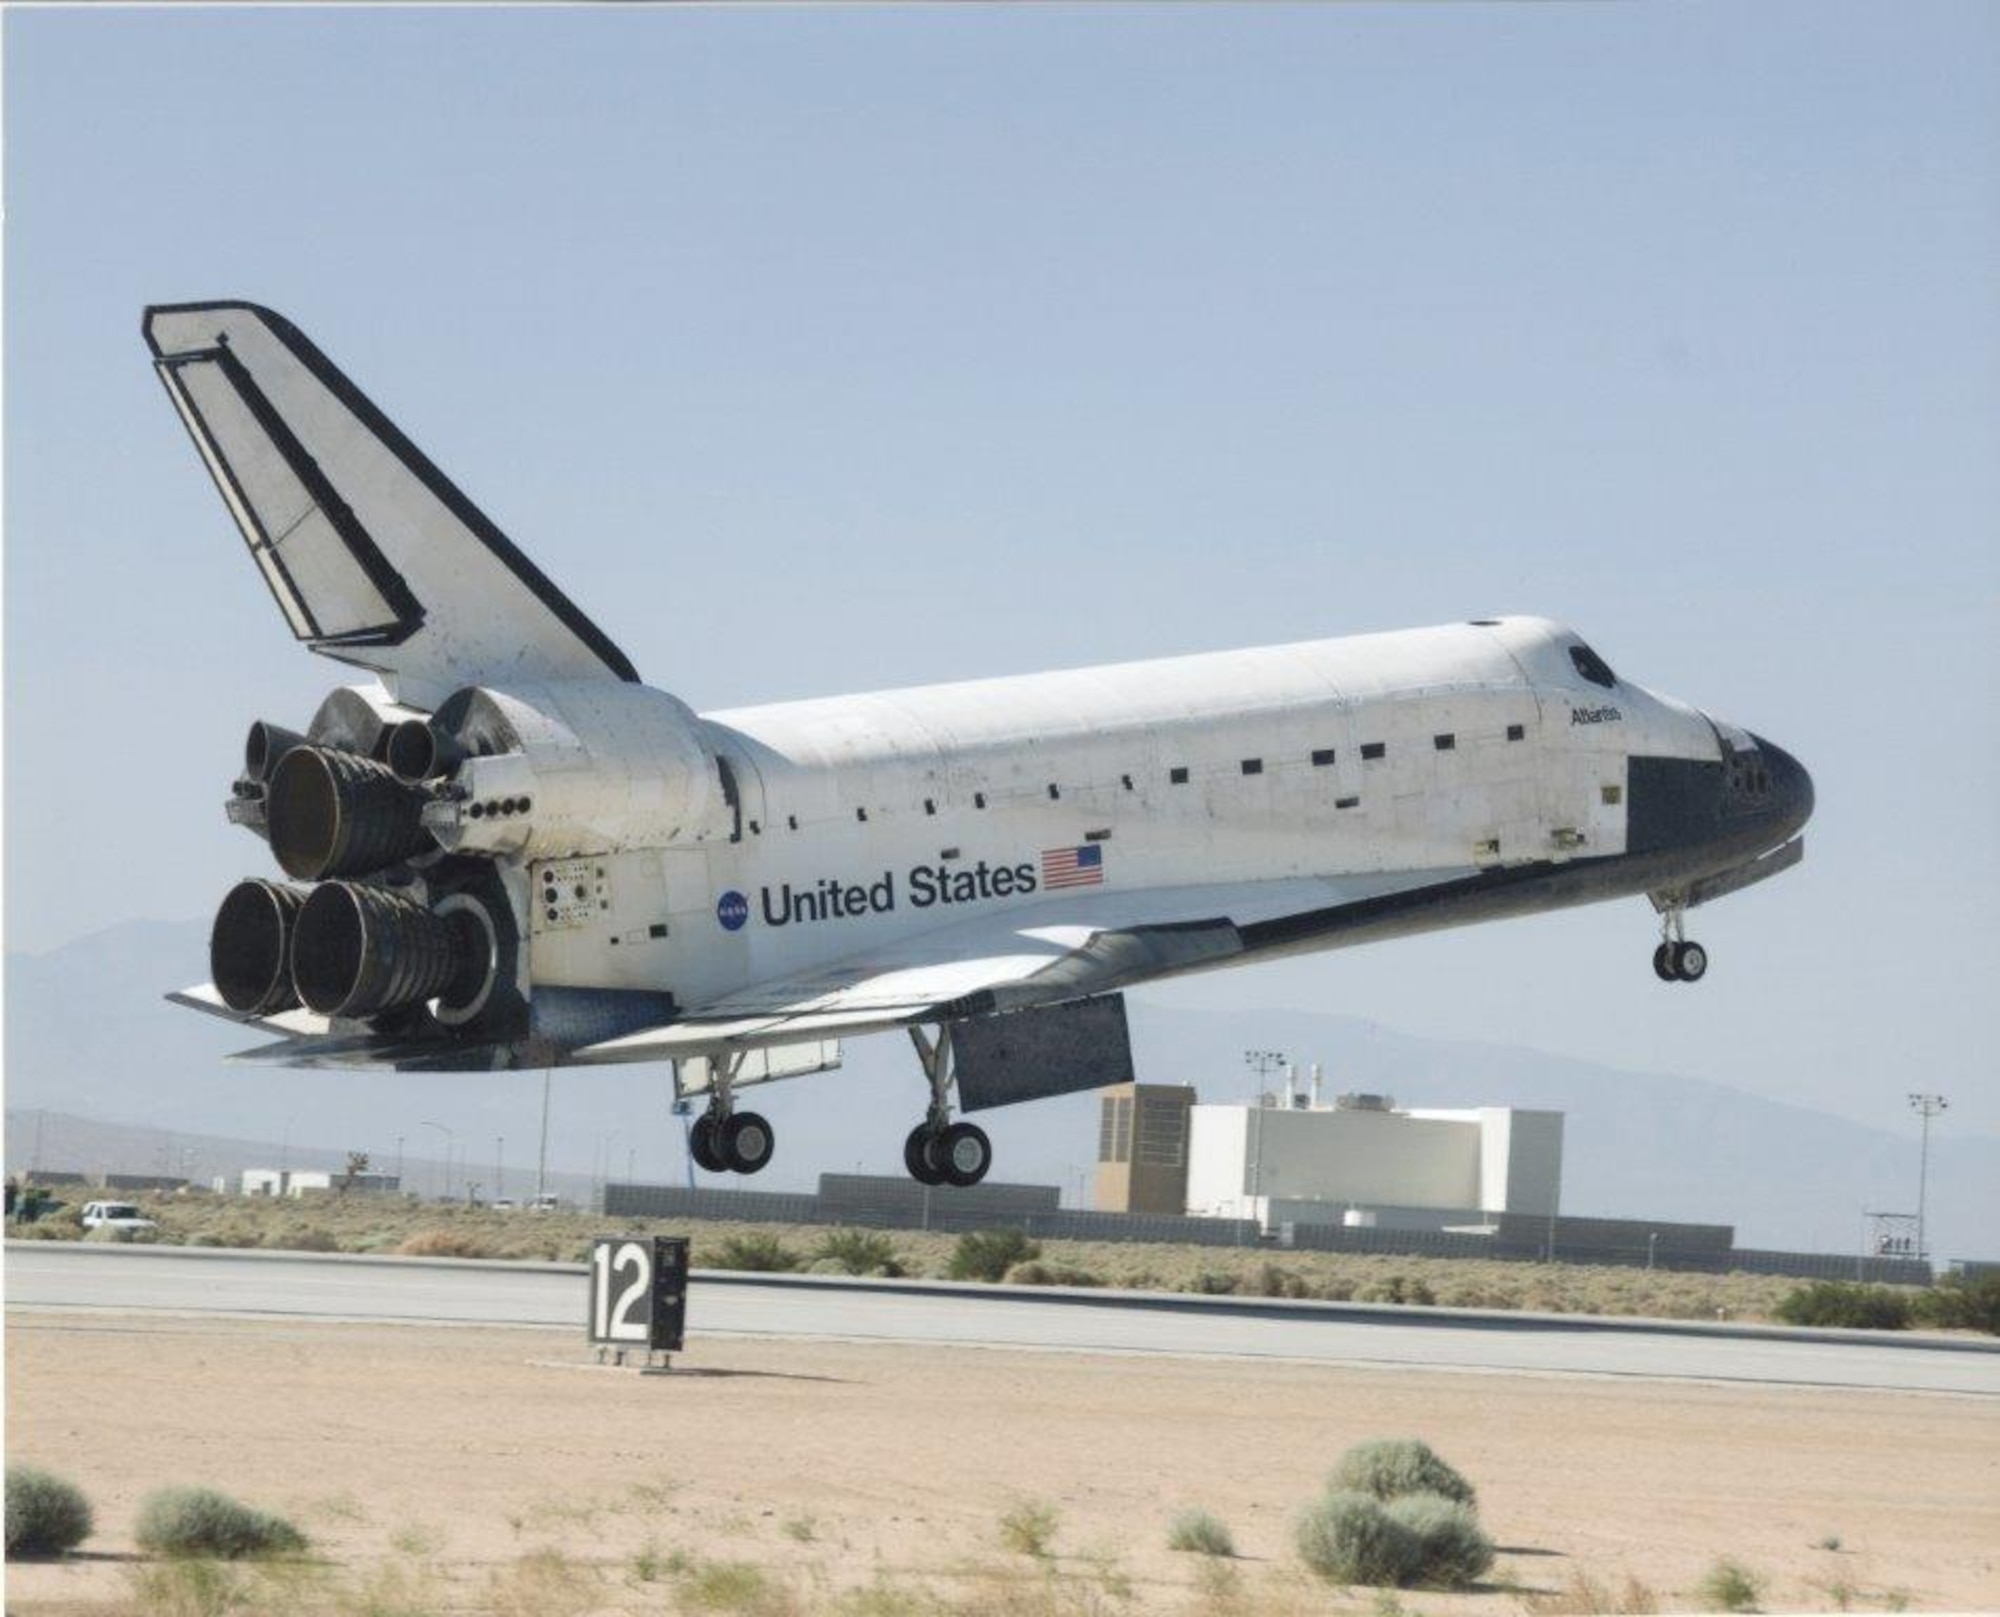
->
8, 1242, 1997, 1395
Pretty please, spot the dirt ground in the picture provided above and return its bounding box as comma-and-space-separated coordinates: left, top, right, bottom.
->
6, 1312, 1996, 1615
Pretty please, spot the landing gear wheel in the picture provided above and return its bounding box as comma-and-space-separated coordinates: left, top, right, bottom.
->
937, 1121, 993, 1188
1671, 940, 1708, 983
1652, 942, 1677, 982
904, 1124, 947, 1186
721, 1112, 775, 1175
689, 1113, 726, 1174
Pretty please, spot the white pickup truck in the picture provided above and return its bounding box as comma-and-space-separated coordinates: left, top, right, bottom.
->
80, 1200, 158, 1232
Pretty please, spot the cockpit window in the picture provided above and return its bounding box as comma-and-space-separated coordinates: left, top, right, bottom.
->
1569, 643, 1617, 689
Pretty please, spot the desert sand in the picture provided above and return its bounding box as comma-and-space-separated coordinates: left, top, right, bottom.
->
6, 1311, 1996, 1614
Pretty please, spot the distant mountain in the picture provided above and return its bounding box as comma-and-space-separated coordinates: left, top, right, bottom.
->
6, 920, 1994, 1259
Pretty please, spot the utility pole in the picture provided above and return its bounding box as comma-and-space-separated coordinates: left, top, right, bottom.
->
421, 1120, 455, 1201
536, 1069, 553, 1200
1908, 1093, 1948, 1263
495, 1136, 505, 1201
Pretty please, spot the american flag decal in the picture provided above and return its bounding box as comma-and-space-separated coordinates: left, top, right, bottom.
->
1041, 843, 1105, 890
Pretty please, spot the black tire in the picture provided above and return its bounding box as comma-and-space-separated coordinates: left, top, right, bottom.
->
722, 1112, 775, 1175
938, 1121, 993, 1188
689, 1113, 726, 1174
1673, 940, 1708, 983
1653, 942, 1677, 982
904, 1124, 946, 1186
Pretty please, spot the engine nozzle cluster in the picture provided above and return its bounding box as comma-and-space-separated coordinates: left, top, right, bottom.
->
210, 877, 495, 1022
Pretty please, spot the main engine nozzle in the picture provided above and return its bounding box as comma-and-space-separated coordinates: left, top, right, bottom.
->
209, 879, 308, 1016
267, 746, 435, 880
290, 882, 488, 1019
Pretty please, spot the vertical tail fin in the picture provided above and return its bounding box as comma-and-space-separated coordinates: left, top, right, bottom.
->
145, 301, 639, 707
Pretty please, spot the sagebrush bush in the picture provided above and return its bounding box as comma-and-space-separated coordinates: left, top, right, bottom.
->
1295, 1491, 1422, 1586
1696, 1557, 1763, 1613
6, 1465, 93, 1558
709, 1233, 802, 1272
812, 1229, 901, 1276
1913, 1274, 2000, 1335
1296, 1488, 1491, 1588
1383, 1493, 1493, 1586
1775, 1283, 1912, 1331
1330, 1439, 1477, 1507
950, 1228, 1039, 1282
1166, 1507, 1235, 1557
134, 1486, 306, 1559
1004, 1261, 1102, 1287
997, 1498, 1059, 1557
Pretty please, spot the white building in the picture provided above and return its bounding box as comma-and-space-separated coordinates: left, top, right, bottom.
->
1184, 1093, 1562, 1232
238, 1169, 401, 1197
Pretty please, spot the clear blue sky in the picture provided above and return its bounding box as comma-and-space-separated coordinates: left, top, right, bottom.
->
6, 5, 1996, 1148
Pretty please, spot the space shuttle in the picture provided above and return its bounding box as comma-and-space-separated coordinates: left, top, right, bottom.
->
151, 302, 1813, 1188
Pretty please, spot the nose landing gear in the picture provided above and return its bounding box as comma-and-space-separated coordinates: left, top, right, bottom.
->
903, 1026, 994, 1187
1650, 898, 1708, 984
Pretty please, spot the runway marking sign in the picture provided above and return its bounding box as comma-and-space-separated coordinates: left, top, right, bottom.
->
587, 1235, 689, 1352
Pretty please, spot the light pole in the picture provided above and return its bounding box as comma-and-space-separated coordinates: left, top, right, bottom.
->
495, 1136, 505, 1201
1908, 1093, 1948, 1262
536, 1069, 553, 1201
395, 1135, 405, 1189
421, 1120, 455, 1201
1243, 1049, 1287, 1102
1647, 1231, 1659, 1271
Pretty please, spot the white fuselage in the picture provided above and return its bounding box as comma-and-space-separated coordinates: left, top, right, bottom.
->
522, 616, 1718, 1012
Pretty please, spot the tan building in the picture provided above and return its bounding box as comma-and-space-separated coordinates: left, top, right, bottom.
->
1095, 1083, 1195, 1214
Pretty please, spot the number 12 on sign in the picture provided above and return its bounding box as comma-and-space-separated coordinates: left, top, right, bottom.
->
587, 1235, 690, 1350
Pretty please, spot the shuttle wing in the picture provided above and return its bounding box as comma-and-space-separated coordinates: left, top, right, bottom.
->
567, 872, 1440, 1063
144, 301, 638, 707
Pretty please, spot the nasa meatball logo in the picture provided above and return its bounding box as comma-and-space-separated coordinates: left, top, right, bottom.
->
716, 890, 750, 932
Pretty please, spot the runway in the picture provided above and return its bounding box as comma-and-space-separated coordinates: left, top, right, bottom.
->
8, 1242, 1996, 1394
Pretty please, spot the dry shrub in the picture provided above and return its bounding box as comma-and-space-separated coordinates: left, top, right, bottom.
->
1296, 1488, 1489, 1589
1166, 1507, 1236, 1556
1296, 1491, 1422, 1586
134, 1487, 306, 1559
395, 1229, 497, 1259
951, 1229, 1039, 1282
1525, 1569, 1660, 1614
1696, 1558, 1763, 1613
6, 1465, 93, 1558
486, 1549, 602, 1617
124, 1558, 248, 1617
1382, 1494, 1492, 1587
998, 1498, 1060, 1557
1330, 1438, 1477, 1507
675, 1556, 798, 1615
1004, 1261, 1102, 1287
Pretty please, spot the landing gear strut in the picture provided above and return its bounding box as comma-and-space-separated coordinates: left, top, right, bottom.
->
1650, 898, 1708, 984
903, 1026, 993, 1188
687, 1053, 775, 1175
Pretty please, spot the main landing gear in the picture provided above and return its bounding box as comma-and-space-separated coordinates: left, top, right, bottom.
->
902, 1025, 993, 1188
1650, 899, 1708, 984
687, 1053, 775, 1175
